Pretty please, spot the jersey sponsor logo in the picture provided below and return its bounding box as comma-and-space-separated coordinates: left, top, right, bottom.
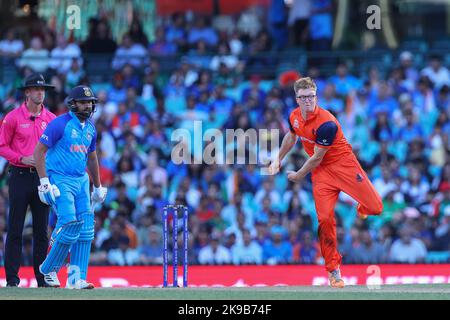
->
316, 138, 332, 146
70, 144, 88, 153
41, 121, 47, 130
20, 123, 31, 129
293, 119, 299, 129
86, 132, 92, 140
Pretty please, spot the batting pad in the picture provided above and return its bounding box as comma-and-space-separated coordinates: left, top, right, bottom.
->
40, 220, 83, 274
70, 213, 95, 280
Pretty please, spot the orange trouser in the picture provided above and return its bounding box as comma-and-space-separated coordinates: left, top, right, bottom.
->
311, 153, 383, 272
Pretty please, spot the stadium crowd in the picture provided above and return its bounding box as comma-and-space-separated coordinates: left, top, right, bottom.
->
0, 1, 449, 268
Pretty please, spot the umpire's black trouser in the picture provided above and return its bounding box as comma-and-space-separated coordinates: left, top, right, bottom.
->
4, 166, 49, 287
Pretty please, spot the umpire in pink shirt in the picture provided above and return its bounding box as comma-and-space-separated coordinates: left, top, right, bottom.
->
0, 74, 56, 287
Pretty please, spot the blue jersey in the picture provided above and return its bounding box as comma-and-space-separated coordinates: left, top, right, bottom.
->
40, 112, 96, 177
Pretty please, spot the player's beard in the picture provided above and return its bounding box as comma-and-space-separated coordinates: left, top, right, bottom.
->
75, 110, 91, 122
74, 104, 94, 122
74, 108, 92, 122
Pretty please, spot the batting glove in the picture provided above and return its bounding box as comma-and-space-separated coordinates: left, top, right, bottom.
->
91, 185, 107, 204
38, 177, 60, 206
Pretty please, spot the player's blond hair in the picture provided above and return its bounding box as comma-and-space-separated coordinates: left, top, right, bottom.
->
294, 77, 317, 94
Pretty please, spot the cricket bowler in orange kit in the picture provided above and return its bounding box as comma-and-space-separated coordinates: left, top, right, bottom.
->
269, 77, 383, 288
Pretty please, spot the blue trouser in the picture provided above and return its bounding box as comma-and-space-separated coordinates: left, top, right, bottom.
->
41, 173, 94, 280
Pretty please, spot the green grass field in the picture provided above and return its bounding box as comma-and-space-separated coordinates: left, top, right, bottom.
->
1, 284, 450, 300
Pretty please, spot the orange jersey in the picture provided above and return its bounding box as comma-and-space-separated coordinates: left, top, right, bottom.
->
288, 105, 353, 166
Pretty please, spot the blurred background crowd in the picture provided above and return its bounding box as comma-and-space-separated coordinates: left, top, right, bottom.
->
0, 0, 449, 267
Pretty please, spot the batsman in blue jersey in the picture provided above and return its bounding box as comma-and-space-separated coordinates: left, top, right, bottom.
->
33, 85, 107, 289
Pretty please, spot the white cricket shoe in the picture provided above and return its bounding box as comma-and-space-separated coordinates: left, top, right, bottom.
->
66, 279, 95, 290
39, 265, 61, 288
